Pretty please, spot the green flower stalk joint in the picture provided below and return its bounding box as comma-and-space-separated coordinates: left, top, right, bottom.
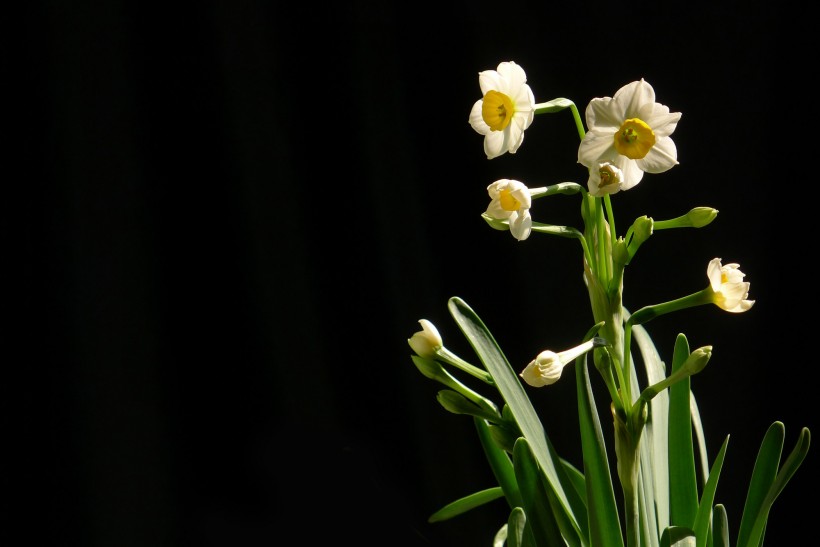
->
409, 60, 810, 547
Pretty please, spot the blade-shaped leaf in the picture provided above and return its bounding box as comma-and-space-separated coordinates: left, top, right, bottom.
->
694, 435, 729, 547
507, 507, 529, 547
712, 504, 729, 547
577, 354, 623, 547
689, 394, 709, 486
631, 319, 669, 547
737, 422, 783, 547
660, 526, 695, 547
668, 334, 698, 528
428, 486, 506, 522
448, 296, 585, 545
474, 416, 523, 509
740, 424, 810, 547
514, 437, 566, 547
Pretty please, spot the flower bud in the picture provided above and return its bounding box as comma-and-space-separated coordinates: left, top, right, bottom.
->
408, 319, 442, 358
687, 207, 718, 228
681, 345, 712, 375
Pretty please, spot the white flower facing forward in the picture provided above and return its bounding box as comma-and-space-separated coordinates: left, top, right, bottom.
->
468, 61, 535, 160
520, 339, 597, 387
408, 319, 442, 358
707, 258, 755, 313
578, 79, 681, 196
485, 179, 533, 241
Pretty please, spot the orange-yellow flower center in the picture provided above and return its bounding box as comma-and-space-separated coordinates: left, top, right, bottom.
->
499, 189, 521, 211
613, 118, 655, 159
598, 165, 619, 187
482, 90, 514, 132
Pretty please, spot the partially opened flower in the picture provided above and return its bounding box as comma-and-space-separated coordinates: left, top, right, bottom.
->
588, 161, 625, 197
520, 339, 597, 387
707, 258, 755, 313
485, 179, 532, 241
578, 79, 681, 193
468, 61, 535, 159
408, 319, 442, 358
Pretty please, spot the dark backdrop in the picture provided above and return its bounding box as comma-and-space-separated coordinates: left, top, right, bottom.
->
16, 2, 816, 546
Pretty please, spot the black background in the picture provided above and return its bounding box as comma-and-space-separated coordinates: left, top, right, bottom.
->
15, 2, 816, 546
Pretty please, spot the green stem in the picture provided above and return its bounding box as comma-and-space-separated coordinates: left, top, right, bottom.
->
436, 347, 495, 384
627, 287, 714, 327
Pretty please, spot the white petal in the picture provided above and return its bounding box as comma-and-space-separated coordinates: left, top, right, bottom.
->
617, 158, 645, 191
496, 61, 527, 92
707, 258, 723, 291
506, 122, 525, 154
484, 131, 506, 159
578, 133, 616, 167
646, 110, 681, 138
486, 201, 512, 220
469, 100, 490, 135
615, 79, 656, 118
637, 137, 678, 173
478, 69, 505, 96
585, 97, 622, 131
510, 210, 532, 241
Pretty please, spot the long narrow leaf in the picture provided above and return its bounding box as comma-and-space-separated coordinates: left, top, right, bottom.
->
474, 416, 523, 509
659, 526, 695, 547
507, 507, 527, 547
742, 425, 810, 547
576, 354, 623, 547
632, 320, 670, 539
514, 437, 567, 547
694, 435, 729, 547
668, 334, 698, 528
689, 394, 709, 485
711, 504, 729, 547
428, 487, 506, 522
448, 296, 584, 545
736, 422, 783, 547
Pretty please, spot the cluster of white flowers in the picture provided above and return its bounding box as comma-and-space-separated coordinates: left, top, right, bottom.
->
462, 61, 753, 388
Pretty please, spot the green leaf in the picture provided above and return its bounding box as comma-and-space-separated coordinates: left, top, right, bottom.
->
694, 435, 729, 547
448, 296, 585, 545
632, 320, 671, 545
428, 486, 506, 522
711, 504, 730, 547
739, 424, 811, 547
668, 334, 698, 528
576, 353, 623, 547
689, 394, 710, 487
560, 458, 587, 503
506, 507, 528, 547
660, 526, 695, 547
513, 437, 566, 547
436, 389, 499, 421
737, 422, 783, 547
475, 416, 523, 509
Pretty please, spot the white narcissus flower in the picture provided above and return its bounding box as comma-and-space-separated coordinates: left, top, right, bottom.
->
578, 79, 681, 195
468, 61, 535, 160
485, 179, 532, 241
588, 161, 624, 196
408, 319, 443, 358
520, 340, 596, 387
707, 258, 755, 313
